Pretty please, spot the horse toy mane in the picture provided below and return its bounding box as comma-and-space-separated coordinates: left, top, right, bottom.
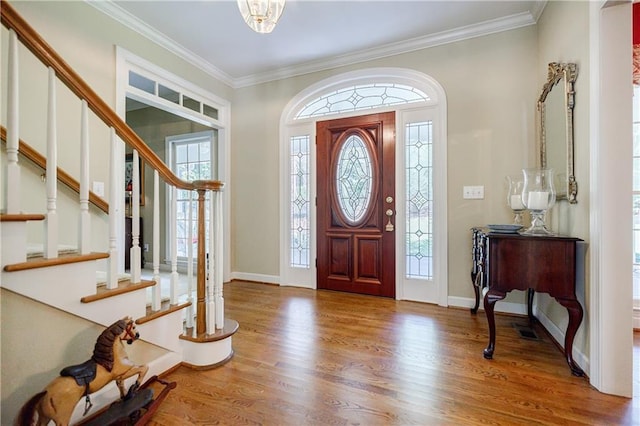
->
92, 319, 126, 372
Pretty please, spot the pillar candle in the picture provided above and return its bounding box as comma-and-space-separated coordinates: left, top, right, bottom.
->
527, 191, 549, 210
510, 194, 525, 210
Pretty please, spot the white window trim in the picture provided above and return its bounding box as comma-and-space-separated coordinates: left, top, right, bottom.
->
115, 47, 231, 281
279, 68, 448, 306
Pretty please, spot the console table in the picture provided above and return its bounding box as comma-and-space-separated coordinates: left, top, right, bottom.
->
470, 227, 584, 376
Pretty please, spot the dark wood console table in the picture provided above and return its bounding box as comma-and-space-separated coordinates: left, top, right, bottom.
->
470, 227, 584, 376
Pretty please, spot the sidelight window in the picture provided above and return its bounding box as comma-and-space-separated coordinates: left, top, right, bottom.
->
290, 135, 311, 268
405, 121, 433, 279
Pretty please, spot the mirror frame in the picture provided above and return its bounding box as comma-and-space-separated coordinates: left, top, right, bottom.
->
538, 62, 578, 203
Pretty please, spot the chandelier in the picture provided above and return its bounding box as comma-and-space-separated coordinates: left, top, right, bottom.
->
236, 0, 286, 34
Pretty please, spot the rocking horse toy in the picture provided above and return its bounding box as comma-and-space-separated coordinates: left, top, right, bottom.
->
17, 316, 175, 426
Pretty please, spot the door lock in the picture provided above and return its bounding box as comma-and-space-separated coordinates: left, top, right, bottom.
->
385, 209, 394, 232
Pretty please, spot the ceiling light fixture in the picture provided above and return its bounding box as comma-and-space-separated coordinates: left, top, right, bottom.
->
237, 0, 286, 34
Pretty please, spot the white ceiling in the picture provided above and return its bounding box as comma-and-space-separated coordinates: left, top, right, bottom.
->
92, 0, 546, 88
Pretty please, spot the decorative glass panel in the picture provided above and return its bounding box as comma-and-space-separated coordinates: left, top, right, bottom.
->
158, 84, 179, 104
295, 83, 430, 120
203, 104, 219, 120
290, 136, 310, 268
336, 135, 373, 224
183, 96, 201, 113
128, 71, 220, 123
406, 121, 433, 279
129, 71, 155, 95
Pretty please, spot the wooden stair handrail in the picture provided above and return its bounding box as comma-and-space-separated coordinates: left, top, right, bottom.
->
0, 0, 224, 193
1, 126, 109, 214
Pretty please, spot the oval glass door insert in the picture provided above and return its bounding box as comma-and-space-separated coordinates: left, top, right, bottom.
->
335, 134, 373, 224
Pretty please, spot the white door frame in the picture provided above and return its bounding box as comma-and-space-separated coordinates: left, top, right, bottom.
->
115, 47, 231, 282
279, 68, 448, 306
588, 1, 633, 397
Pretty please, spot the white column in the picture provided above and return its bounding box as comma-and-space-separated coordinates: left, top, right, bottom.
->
5, 29, 20, 214
170, 186, 179, 304
107, 128, 118, 290
78, 100, 90, 254
206, 192, 216, 333
214, 191, 225, 329
44, 67, 58, 259
130, 150, 141, 283
186, 189, 195, 328
151, 170, 161, 311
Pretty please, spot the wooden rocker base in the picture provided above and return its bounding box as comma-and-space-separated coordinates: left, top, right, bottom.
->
79, 376, 176, 426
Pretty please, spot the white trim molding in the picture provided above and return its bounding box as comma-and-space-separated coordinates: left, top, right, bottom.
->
89, 1, 542, 88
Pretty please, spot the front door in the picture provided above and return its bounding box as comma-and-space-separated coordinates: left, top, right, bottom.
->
316, 112, 396, 297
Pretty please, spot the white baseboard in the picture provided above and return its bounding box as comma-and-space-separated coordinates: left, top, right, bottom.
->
534, 307, 590, 375
230, 271, 279, 285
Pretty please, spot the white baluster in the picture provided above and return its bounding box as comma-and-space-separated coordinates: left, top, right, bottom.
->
78, 100, 90, 254
170, 186, 179, 304
207, 192, 216, 333
186, 189, 195, 329
130, 150, 141, 283
107, 128, 118, 290
5, 29, 20, 214
215, 191, 225, 329
151, 170, 161, 311
44, 67, 58, 259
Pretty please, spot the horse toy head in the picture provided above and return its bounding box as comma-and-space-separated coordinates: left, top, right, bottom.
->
119, 316, 140, 345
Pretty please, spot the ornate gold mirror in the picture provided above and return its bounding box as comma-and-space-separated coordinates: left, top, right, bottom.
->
538, 62, 578, 203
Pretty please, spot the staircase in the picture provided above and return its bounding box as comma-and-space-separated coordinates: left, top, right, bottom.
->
0, 1, 237, 423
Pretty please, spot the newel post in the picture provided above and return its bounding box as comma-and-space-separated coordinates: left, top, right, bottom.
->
196, 188, 208, 335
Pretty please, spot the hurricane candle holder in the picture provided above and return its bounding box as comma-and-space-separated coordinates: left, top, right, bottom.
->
506, 175, 525, 225
521, 168, 556, 235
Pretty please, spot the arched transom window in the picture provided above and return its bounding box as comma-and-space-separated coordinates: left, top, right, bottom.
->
294, 83, 430, 120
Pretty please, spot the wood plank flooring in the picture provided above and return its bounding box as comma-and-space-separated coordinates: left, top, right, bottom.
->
146, 281, 637, 425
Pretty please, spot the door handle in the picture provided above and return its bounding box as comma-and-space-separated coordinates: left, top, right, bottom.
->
385, 209, 394, 232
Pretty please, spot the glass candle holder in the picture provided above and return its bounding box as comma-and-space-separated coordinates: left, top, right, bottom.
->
506, 175, 525, 225
521, 168, 556, 235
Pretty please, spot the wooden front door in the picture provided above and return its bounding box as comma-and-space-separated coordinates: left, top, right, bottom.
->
316, 112, 395, 297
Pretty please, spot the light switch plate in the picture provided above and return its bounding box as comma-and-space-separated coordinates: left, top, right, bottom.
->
463, 185, 484, 199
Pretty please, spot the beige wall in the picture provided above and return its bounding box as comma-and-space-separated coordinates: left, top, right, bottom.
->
232, 26, 539, 303
536, 1, 591, 358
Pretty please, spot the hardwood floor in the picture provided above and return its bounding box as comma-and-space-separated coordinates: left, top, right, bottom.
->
146, 281, 637, 425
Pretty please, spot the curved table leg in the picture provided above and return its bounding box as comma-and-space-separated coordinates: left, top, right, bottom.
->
470, 270, 480, 314
483, 289, 506, 359
555, 297, 585, 376
527, 288, 538, 324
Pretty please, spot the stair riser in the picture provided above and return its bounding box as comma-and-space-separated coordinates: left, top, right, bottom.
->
1, 262, 98, 306
0, 222, 27, 266
1, 263, 145, 327
137, 311, 185, 352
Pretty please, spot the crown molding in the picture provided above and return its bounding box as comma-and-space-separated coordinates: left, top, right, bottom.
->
87, 0, 235, 88
88, 1, 540, 89
235, 11, 538, 87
